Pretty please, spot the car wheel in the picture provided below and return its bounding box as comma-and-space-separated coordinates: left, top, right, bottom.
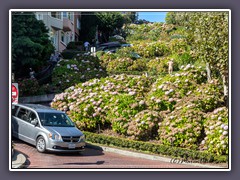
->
36, 136, 46, 153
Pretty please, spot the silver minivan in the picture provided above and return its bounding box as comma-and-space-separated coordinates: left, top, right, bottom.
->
12, 104, 85, 153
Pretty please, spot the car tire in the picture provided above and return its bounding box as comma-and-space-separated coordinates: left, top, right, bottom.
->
36, 136, 46, 153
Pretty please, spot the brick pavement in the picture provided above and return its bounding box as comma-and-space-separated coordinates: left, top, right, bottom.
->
12, 139, 223, 169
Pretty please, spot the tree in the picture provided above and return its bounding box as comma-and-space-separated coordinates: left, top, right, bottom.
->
174, 12, 229, 99
165, 12, 177, 25
123, 12, 138, 24
79, 12, 98, 43
12, 12, 54, 78
96, 12, 125, 42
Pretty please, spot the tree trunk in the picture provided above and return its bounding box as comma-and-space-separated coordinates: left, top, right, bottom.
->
206, 62, 211, 82
222, 72, 228, 107
222, 75, 228, 96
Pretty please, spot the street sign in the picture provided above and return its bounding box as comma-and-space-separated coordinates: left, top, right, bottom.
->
12, 83, 19, 104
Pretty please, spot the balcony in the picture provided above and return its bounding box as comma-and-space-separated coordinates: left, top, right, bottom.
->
63, 18, 73, 32
49, 16, 63, 30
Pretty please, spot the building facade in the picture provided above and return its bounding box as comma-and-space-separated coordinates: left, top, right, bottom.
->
35, 11, 81, 52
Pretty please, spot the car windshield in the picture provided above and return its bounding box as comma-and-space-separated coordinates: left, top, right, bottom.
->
38, 112, 75, 127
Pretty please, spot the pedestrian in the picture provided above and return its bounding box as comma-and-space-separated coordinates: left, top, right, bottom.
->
49, 52, 59, 64
29, 68, 35, 79
84, 41, 90, 52
168, 59, 174, 75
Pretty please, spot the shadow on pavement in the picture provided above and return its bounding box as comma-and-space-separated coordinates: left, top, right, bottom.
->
63, 161, 105, 166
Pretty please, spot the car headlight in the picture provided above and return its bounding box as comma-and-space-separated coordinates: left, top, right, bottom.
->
79, 135, 85, 141
49, 133, 62, 141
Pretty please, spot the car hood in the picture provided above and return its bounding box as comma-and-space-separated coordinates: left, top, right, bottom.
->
43, 126, 83, 137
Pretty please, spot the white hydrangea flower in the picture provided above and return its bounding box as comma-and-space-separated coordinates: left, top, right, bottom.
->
222, 131, 228, 135
169, 89, 174, 93
165, 91, 170, 95
169, 98, 174, 102
209, 126, 214, 130
129, 91, 136, 96
224, 126, 228, 130
139, 100, 145, 105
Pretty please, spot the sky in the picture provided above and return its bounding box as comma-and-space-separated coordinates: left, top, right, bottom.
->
137, 12, 167, 23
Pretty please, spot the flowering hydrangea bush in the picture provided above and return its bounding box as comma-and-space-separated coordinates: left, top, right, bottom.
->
201, 107, 228, 155
168, 38, 190, 55
127, 110, 162, 141
131, 42, 169, 58
125, 23, 173, 42
146, 57, 179, 74
52, 55, 107, 92
192, 79, 224, 112
50, 63, 228, 155
51, 74, 154, 132
158, 106, 205, 150
106, 58, 134, 72
146, 65, 207, 112
106, 94, 147, 135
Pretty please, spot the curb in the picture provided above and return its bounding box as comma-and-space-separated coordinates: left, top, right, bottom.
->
86, 143, 227, 169
12, 150, 27, 169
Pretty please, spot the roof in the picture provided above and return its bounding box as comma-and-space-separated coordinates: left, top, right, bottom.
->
16, 104, 62, 113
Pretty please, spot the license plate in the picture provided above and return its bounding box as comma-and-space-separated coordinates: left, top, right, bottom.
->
68, 143, 76, 149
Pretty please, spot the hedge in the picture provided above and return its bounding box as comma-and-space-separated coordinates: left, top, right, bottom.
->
84, 131, 228, 163
61, 50, 85, 59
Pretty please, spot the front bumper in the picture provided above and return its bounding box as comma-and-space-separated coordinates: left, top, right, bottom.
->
46, 140, 86, 152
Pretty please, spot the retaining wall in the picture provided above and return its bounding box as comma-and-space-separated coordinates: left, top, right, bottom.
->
18, 94, 56, 106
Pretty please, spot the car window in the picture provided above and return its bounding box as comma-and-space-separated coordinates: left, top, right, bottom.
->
17, 108, 30, 122
12, 105, 19, 116
38, 112, 75, 127
29, 112, 37, 122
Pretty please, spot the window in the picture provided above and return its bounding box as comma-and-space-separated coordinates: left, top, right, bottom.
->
36, 13, 43, 20
63, 12, 67, 18
17, 108, 29, 122
61, 31, 65, 43
38, 112, 75, 127
12, 105, 19, 116
68, 12, 72, 21
29, 112, 37, 122
51, 12, 61, 19
77, 19, 81, 29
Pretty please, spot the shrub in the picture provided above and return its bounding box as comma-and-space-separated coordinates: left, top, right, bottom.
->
201, 107, 228, 155
146, 65, 207, 112
192, 79, 224, 112
61, 50, 84, 59
18, 78, 43, 96
106, 94, 147, 135
127, 110, 162, 140
106, 58, 134, 72
51, 74, 155, 132
132, 42, 169, 58
66, 41, 83, 50
84, 131, 228, 163
146, 57, 179, 74
158, 106, 205, 150
51, 56, 107, 92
